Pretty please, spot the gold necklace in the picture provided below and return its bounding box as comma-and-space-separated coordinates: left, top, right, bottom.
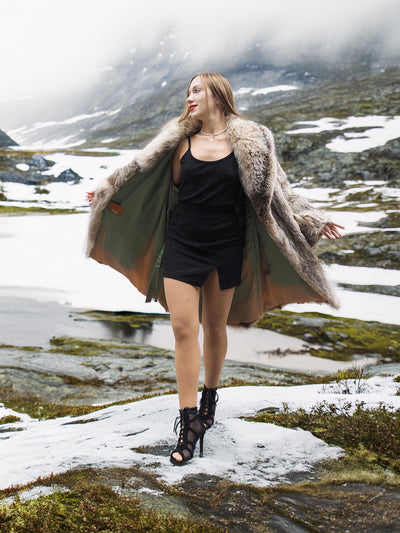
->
199, 126, 227, 141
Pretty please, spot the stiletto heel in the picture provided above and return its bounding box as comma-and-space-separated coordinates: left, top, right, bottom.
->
170, 407, 206, 465
199, 385, 219, 430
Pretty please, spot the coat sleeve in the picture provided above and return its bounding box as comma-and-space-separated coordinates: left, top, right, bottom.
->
260, 125, 329, 247
276, 162, 329, 246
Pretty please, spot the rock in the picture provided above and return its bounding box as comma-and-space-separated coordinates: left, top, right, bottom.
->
0, 129, 18, 147
323, 331, 337, 342
296, 317, 329, 328
335, 342, 347, 349
365, 247, 383, 257
31, 154, 48, 170
56, 168, 82, 183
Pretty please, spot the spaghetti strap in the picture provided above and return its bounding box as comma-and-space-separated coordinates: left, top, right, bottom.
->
187, 136, 191, 149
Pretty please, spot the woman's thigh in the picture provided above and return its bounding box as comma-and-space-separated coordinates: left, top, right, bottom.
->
201, 269, 235, 328
164, 277, 201, 338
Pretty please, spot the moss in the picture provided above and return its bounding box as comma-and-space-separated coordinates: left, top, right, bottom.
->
0, 415, 22, 425
0, 482, 222, 533
320, 446, 400, 486
2, 464, 400, 531
0, 206, 83, 216
0, 380, 174, 420
0, 344, 41, 352
80, 309, 169, 327
257, 310, 400, 361
61, 375, 104, 387
48, 336, 172, 358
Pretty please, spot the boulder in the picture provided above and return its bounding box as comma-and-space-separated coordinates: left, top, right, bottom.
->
31, 153, 48, 170
56, 168, 82, 183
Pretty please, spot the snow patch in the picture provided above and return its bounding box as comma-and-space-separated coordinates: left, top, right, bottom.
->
235, 85, 297, 96
15, 163, 29, 171
287, 115, 400, 152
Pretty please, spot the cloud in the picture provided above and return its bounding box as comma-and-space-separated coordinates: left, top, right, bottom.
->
0, 0, 399, 104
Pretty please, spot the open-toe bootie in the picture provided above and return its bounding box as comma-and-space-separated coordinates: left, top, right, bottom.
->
199, 385, 219, 430
170, 407, 205, 466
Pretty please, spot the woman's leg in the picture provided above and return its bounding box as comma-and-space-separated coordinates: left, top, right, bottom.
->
164, 277, 201, 409
201, 269, 235, 389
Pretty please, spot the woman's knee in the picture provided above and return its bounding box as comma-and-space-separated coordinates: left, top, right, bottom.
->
171, 317, 199, 343
202, 323, 227, 344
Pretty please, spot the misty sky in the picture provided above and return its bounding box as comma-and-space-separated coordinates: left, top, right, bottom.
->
1, 0, 400, 104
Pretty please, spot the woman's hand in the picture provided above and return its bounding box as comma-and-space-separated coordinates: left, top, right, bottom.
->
87, 191, 95, 205
322, 222, 344, 240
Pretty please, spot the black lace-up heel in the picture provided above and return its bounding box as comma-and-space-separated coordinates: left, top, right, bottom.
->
199, 385, 219, 430
170, 407, 205, 465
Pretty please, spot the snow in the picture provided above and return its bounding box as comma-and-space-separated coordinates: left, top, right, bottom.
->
1, 485, 70, 507
323, 210, 388, 234
234, 85, 297, 96
0, 213, 399, 324
0, 378, 398, 491
0, 213, 163, 314
8, 109, 122, 147
329, 264, 400, 287
286, 288, 400, 325
1, 150, 137, 210
15, 163, 29, 172
287, 115, 400, 153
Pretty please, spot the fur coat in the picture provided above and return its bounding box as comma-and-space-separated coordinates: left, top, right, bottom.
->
86, 114, 339, 326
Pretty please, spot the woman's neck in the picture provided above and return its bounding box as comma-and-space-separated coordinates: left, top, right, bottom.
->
200, 114, 227, 135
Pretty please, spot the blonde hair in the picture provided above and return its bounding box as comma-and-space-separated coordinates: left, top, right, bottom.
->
179, 72, 240, 122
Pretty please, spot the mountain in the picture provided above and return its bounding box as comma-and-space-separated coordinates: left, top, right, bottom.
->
0, 129, 18, 147
6, 35, 395, 149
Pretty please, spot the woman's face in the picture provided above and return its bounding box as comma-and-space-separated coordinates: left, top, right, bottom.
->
187, 76, 218, 120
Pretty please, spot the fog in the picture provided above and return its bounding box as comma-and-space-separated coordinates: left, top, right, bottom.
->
1, 0, 399, 105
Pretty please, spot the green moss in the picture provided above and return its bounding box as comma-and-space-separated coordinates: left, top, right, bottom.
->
0, 380, 174, 420
0, 415, 22, 425
34, 187, 50, 194
0, 344, 41, 352
48, 336, 172, 358
61, 375, 104, 387
0, 206, 83, 216
257, 310, 400, 361
0, 483, 222, 532
320, 446, 400, 486
80, 309, 169, 327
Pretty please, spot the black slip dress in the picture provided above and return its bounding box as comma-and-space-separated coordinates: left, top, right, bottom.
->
162, 137, 244, 290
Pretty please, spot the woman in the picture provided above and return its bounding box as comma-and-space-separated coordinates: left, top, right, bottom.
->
87, 72, 343, 466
